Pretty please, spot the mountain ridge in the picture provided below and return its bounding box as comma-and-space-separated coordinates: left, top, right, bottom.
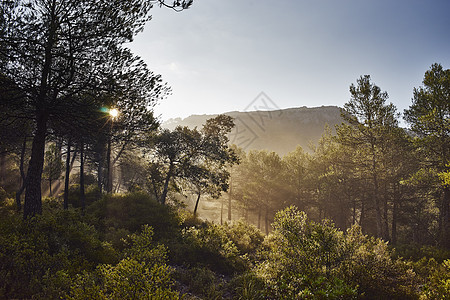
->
162, 105, 344, 155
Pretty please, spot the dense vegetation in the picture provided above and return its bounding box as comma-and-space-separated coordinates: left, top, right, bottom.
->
1, 0, 449, 298
0, 193, 449, 299
227, 69, 450, 250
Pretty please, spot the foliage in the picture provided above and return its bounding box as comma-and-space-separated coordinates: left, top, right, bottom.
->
68, 184, 101, 209
147, 115, 238, 207
222, 220, 265, 256
419, 259, 450, 299
175, 267, 224, 299
86, 191, 181, 246
0, 193, 448, 299
0, 207, 117, 299
228, 272, 266, 300
67, 225, 180, 299
404, 63, 450, 248
254, 206, 418, 299
173, 222, 244, 274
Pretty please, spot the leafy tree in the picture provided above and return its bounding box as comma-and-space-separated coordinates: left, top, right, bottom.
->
150, 126, 202, 205
225, 145, 249, 222
338, 75, 400, 239
404, 63, 450, 248
0, 0, 158, 218
149, 115, 238, 208
282, 146, 312, 213
43, 143, 63, 196
239, 150, 285, 234
309, 128, 363, 228
191, 115, 238, 215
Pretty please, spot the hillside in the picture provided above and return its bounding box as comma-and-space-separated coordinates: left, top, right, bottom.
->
163, 106, 344, 155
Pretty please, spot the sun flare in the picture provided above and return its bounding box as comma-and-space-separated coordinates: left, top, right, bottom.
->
109, 108, 119, 118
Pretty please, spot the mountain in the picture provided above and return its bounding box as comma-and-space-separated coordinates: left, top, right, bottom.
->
162, 106, 344, 155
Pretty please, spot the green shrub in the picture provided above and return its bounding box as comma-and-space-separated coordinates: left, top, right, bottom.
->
0, 209, 117, 299
222, 220, 264, 256
343, 226, 418, 299
254, 206, 418, 299
0, 187, 15, 212
87, 191, 181, 246
175, 267, 224, 299
171, 223, 244, 274
0, 187, 7, 206
68, 184, 101, 208
67, 225, 180, 299
394, 244, 450, 263
419, 259, 450, 299
228, 272, 266, 300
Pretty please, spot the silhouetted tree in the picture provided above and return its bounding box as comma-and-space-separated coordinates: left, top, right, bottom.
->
338, 75, 400, 240
404, 63, 450, 248
43, 144, 63, 196
149, 115, 237, 207
1, 0, 157, 217
0, 0, 180, 217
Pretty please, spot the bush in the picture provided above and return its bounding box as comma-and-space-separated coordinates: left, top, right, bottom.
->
68, 184, 101, 208
222, 220, 264, 256
0, 209, 117, 299
67, 225, 180, 299
394, 244, 450, 263
228, 272, 266, 300
0, 187, 7, 206
86, 191, 181, 247
254, 206, 418, 299
343, 226, 418, 299
171, 222, 245, 275
417, 259, 450, 299
175, 267, 224, 299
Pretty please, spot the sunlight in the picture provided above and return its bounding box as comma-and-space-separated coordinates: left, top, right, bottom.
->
109, 108, 119, 119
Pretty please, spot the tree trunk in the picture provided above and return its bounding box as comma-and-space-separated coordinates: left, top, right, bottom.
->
160, 162, 173, 205
265, 205, 269, 235
257, 206, 261, 230
23, 0, 57, 218
49, 178, 52, 196
193, 190, 201, 216
245, 202, 248, 221
441, 186, 450, 249
373, 173, 383, 238
15, 137, 27, 211
24, 111, 48, 218
63, 139, 71, 209
228, 177, 232, 221
97, 150, 103, 194
220, 197, 224, 225
382, 182, 390, 241
0, 151, 6, 187
79, 141, 86, 212
392, 183, 399, 245
352, 197, 356, 226
360, 200, 366, 232
151, 177, 160, 200
106, 135, 112, 193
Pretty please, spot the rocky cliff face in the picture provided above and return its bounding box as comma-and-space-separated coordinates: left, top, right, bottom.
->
162, 106, 344, 155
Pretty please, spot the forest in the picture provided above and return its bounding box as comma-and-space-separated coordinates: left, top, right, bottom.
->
1, 0, 449, 299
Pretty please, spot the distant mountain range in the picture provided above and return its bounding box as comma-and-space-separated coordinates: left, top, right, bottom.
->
162, 106, 344, 156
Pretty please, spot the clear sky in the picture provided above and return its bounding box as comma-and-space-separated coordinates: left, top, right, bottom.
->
128, 0, 450, 122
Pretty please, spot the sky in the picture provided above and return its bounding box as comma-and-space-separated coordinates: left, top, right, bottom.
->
128, 0, 450, 122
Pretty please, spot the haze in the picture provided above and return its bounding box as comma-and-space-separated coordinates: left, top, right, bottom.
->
129, 0, 450, 121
